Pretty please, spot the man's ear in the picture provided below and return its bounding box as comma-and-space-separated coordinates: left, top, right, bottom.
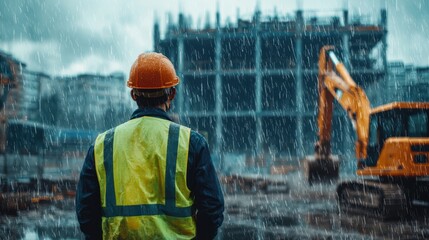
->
130, 89, 137, 101
168, 88, 176, 101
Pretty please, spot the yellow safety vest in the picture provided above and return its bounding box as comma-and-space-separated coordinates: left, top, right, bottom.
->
94, 116, 196, 239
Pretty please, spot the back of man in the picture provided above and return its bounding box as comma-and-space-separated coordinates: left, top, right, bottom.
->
76, 53, 224, 239
94, 116, 195, 239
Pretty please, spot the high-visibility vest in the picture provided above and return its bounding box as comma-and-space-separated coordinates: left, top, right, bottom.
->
94, 116, 196, 239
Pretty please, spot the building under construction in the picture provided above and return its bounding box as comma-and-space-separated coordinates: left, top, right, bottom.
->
155, 8, 387, 172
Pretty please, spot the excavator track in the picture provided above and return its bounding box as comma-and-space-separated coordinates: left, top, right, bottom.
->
337, 180, 408, 219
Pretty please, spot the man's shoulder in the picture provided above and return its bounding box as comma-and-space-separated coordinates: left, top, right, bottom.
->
188, 129, 209, 150
189, 129, 205, 140
96, 126, 116, 138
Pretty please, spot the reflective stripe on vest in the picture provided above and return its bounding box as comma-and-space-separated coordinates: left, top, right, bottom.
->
94, 116, 195, 239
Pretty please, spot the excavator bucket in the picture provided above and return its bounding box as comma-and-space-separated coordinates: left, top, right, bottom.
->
303, 155, 339, 185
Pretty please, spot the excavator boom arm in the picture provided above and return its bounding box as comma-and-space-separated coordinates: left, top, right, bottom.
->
316, 46, 371, 160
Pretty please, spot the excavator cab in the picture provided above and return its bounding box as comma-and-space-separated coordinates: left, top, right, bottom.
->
356, 103, 429, 179
365, 106, 429, 168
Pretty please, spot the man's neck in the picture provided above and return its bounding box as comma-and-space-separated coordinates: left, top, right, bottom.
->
156, 104, 167, 112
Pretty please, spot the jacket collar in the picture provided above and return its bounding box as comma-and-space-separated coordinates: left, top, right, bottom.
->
130, 107, 173, 122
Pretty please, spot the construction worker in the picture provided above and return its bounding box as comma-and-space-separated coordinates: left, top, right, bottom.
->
76, 52, 224, 239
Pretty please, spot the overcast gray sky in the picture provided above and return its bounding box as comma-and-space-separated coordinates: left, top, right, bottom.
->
0, 0, 428, 76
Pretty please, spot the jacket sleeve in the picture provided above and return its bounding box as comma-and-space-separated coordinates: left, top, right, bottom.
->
76, 146, 102, 240
191, 134, 225, 240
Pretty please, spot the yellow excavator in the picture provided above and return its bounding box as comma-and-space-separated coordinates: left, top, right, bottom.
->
304, 46, 429, 218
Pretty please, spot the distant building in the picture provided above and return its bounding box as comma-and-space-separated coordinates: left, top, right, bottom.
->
1, 50, 129, 131
56, 72, 127, 130
0, 50, 26, 121
384, 62, 429, 103
3, 68, 54, 123
0, 51, 129, 180
20, 70, 52, 121
155, 8, 388, 168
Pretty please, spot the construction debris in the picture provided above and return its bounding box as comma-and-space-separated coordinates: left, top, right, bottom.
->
221, 174, 290, 194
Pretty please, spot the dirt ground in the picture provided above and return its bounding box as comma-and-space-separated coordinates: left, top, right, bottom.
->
219, 172, 429, 240
0, 172, 428, 240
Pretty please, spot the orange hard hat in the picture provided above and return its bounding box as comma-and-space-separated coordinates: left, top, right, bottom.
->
127, 52, 179, 89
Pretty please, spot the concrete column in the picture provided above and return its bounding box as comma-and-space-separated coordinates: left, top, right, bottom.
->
380, 9, 388, 105
214, 11, 223, 170
381, 9, 387, 75
177, 13, 185, 115
177, 37, 184, 115
295, 10, 304, 157
342, 10, 352, 155
342, 10, 351, 69
254, 11, 263, 159
153, 19, 160, 52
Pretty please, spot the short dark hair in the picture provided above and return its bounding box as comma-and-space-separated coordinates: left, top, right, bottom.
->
133, 88, 172, 108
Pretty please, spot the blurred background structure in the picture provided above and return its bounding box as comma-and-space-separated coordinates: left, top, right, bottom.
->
0, 50, 130, 186
0, 6, 429, 186
155, 8, 391, 174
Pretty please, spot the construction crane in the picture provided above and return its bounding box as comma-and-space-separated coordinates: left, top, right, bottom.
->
303, 46, 429, 218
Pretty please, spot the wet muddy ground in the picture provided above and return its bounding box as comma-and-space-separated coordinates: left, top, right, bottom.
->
221, 193, 429, 239
219, 172, 429, 240
0, 199, 80, 240
0, 173, 428, 239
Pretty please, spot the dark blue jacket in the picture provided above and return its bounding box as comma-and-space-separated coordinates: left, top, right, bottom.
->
76, 108, 224, 239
